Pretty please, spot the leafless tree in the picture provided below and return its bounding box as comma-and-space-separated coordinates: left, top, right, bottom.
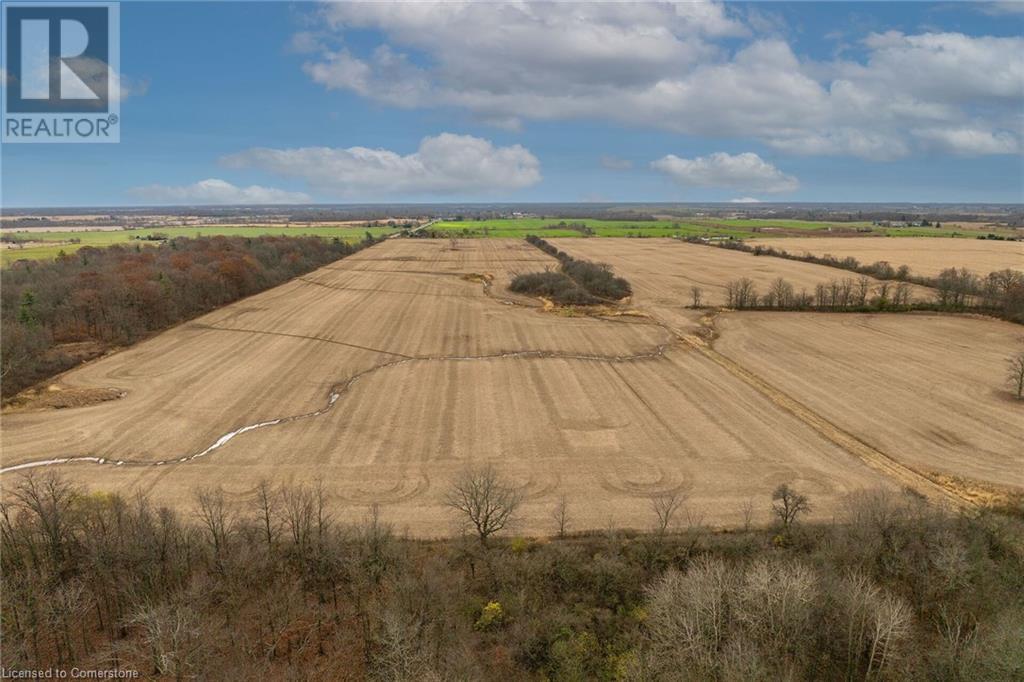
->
251, 479, 279, 551
194, 487, 234, 558
651, 490, 685, 535
11, 473, 79, 572
736, 559, 818, 656
867, 592, 911, 677
644, 558, 734, 674
281, 484, 315, 552
771, 484, 810, 529
130, 596, 207, 681
443, 464, 524, 546
893, 280, 913, 307
767, 277, 794, 309
1007, 348, 1024, 400
690, 286, 704, 308
855, 276, 872, 307
725, 278, 758, 309
740, 498, 756, 532
870, 281, 890, 309
354, 504, 396, 586
552, 494, 571, 538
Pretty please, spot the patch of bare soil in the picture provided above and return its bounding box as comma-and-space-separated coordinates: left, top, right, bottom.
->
5, 384, 125, 412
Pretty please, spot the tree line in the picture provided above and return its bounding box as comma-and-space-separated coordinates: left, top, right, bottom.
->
1, 471, 1021, 680
688, 238, 1024, 323
713, 275, 917, 312
2, 234, 380, 399
510, 236, 632, 305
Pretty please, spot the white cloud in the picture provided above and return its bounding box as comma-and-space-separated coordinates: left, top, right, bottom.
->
299, 3, 1023, 159
977, 2, 1024, 15
600, 155, 633, 170
912, 127, 1020, 156
652, 152, 799, 193
130, 179, 311, 205
730, 197, 761, 203
220, 133, 541, 197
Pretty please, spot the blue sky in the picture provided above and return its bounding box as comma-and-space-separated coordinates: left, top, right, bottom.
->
2, 1, 1022, 207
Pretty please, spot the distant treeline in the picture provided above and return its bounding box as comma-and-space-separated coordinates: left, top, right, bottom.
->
1, 234, 379, 399
687, 237, 1024, 323
1, 473, 1021, 680
511, 236, 632, 305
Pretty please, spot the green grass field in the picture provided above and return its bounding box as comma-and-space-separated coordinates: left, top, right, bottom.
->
1, 225, 400, 265
5, 218, 1011, 265
434, 217, 1011, 241
434, 218, 753, 239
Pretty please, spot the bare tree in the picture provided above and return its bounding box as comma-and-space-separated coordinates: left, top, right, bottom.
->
130, 596, 207, 680
771, 484, 810, 529
651, 491, 685, 535
281, 484, 315, 552
690, 286, 704, 308
725, 278, 758, 310
767, 278, 794, 309
552, 494, 571, 538
10, 473, 78, 572
1007, 348, 1024, 400
443, 464, 524, 546
740, 498, 756, 532
251, 479, 278, 551
855, 276, 872, 307
194, 487, 234, 558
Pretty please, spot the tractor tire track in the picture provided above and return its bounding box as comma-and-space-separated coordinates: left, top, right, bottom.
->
649, 310, 976, 510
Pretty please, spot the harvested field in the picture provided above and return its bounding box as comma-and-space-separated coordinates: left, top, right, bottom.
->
747, 236, 1023, 278
0, 239, 897, 535
548, 238, 931, 310
714, 313, 1024, 494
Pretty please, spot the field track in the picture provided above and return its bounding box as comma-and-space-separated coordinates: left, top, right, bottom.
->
3, 239, 1018, 534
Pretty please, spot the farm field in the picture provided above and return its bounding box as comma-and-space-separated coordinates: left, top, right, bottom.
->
0, 225, 401, 265
1, 238, 902, 535
434, 218, 716, 239
714, 313, 1024, 494
548, 238, 932, 310
747, 236, 1023, 278
433, 217, 1013, 240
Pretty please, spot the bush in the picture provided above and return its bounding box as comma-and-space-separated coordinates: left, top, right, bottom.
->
517, 236, 632, 304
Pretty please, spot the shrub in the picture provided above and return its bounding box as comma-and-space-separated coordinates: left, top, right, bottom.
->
475, 601, 505, 630
518, 236, 632, 304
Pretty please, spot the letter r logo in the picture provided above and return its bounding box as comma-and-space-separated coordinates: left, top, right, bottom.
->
5, 4, 111, 113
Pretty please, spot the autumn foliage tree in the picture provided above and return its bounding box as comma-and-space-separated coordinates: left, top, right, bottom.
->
1, 234, 377, 398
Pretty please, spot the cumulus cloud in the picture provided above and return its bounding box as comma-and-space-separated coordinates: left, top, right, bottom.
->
220, 133, 541, 197
298, 2, 1023, 159
730, 197, 761, 203
600, 155, 633, 170
652, 152, 799, 193
130, 179, 311, 205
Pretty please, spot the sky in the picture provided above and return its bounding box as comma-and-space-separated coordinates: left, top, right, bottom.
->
1, 0, 1022, 208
